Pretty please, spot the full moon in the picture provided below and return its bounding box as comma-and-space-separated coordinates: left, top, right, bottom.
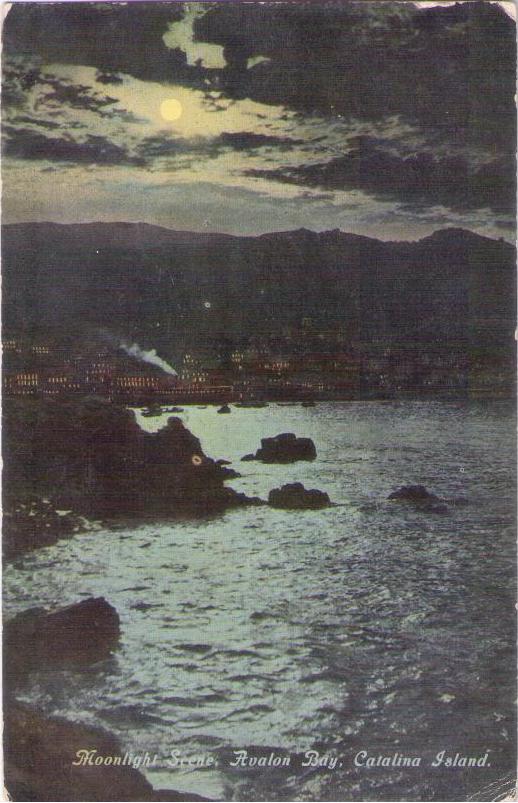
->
160, 98, 183, 122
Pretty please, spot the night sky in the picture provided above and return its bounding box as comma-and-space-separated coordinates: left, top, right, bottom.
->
2, 1, 516, 241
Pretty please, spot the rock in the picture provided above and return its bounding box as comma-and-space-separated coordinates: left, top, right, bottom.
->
388, 485, 448, 513
216, 459, 232, 465
2, 497, 88, 560
217, 404, 231, 414
4, 700, 211, 802
218, 466, 241, 480
388, 484, 439, 503
268, 482, 331, 509
3, 397, 259, 525
4, 597, 120, 685
230, 491, 265, 507
241, 453, 256, 461
245, 433, 317, 463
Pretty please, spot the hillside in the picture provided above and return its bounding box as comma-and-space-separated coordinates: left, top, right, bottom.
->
2, 223, 515, 364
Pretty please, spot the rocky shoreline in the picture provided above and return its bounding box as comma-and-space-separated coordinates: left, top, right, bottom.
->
2, 398, 241, 800
2, 393, 477, 802
2, 497, 100, 560
3, 397, 266, 560
2, 398, 333, 801
3, 597, 211, 801
3, 399, 333, 560
5, 697, 211, 802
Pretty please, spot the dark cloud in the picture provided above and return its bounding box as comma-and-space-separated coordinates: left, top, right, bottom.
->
137, 130, 304, 162
2, 0, 515, 235
3, 62, 145, 132
3, 61, 119, 116
2, 64, 36, 108
195, 2, 515, 149
2, 3, 207, 88
39, 76, 118, 113
4, 2, 515, 153
95, 71, 124, 85
216, 131, 303, 151
3, 126, 143, 166
12, 115, 62, 131
98, 108, 147, 124
137, 135, 193, 160
245, 142, 516, 215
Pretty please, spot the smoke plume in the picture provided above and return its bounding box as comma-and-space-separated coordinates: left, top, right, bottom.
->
120, 341, 177, 376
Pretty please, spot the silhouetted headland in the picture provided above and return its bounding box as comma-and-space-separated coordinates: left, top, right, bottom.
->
3, 396, 262, 559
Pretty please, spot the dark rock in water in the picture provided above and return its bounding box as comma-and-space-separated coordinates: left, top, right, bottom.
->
217, 404, 231, 414
388, 485, 439, 502
268, 482, 331, 509
388, 485, 448, 513
216, 459, 232, 466
3, 397, 258, 523
218, 466, 241, 480
4, 597, 120, 684
2, 497, 88, 560
246, 433, 317, 463
231, 491, 265, 507
241, 453, 256, 462
4, 700, 211, 801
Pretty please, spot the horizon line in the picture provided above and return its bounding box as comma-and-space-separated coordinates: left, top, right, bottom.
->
2, 219, 514, 246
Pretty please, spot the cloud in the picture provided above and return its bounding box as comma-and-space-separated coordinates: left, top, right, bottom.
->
2, 3, 208, 89
40, 77, 118, 113
11, 115, 63, 131
3, 2, 514, 153
1, 2, 515, 241
4, 2, 514, 147
137, 130, 304, 162
136, 134, 194, 160
245, 141, 516, 215
192, 1, 515, 147
3, 61, 138, 122
3, 126, 143, 166
95, 71, 124, 85
215, 132, 303, 152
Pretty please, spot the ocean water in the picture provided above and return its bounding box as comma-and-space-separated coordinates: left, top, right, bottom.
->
4, 401, 516, 802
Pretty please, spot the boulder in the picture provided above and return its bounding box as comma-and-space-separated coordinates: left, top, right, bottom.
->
388, 485, 448, 513
268, 482, 331, 509
230, 491, 264, 507
3, 397, 259, 523
4, 597, 120, 684
217, 404, 231, 414
218, 466, 241, 480
4, 701, 211, 802
245, 433, 317, 463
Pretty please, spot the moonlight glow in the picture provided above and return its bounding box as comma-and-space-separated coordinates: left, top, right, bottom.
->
160, 98, 183, 122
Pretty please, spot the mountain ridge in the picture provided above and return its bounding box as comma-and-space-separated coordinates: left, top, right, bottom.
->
2, 222, 515, 366
2, 221, 513, 249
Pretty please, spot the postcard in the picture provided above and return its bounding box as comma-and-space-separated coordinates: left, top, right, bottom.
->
2, 1, 516, 801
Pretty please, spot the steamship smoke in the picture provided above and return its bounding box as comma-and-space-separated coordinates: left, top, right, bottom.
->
120, 341, 177, 376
